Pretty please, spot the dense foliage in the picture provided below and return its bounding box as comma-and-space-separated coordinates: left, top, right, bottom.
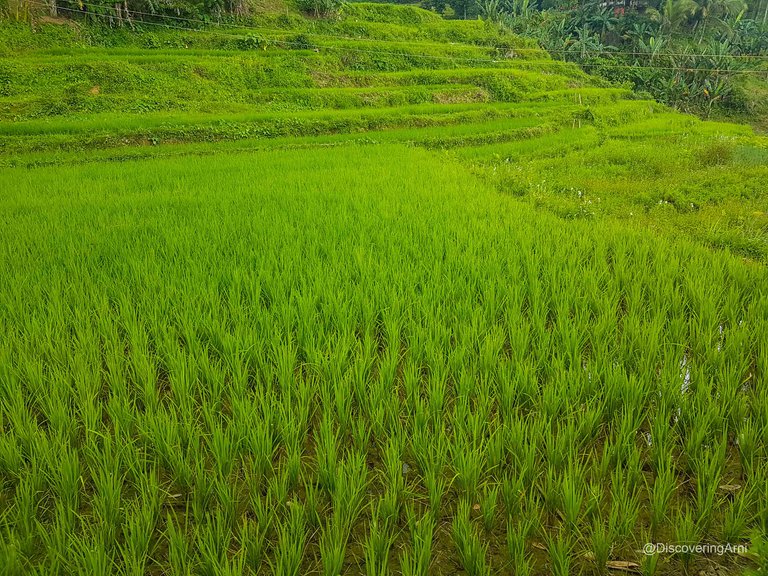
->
470, 0, 768, 114
0, 0, 341, 20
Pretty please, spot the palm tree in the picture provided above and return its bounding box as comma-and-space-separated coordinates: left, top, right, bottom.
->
661, 0, 700, 34
692, 0, 747, 41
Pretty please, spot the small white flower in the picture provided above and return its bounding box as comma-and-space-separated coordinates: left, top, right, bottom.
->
642, 432, 653, 447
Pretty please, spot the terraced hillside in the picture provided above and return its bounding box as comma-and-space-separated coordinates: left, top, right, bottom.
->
2, 6, 766, 260
1, 4, 768, 576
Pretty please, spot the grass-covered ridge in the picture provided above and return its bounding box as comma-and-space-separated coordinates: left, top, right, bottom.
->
1, 3, 767, 575
1, 4, 765, 261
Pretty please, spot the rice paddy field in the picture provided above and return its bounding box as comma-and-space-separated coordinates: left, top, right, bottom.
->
1, 4, 768, 576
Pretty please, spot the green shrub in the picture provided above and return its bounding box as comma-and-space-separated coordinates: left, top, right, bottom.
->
696, 141, 734, 166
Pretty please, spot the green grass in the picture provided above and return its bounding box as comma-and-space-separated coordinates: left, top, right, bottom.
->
1, 140, 766, 576
1, 3, 768, 574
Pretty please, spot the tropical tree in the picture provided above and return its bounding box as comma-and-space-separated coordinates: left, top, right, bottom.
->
692, 0, 747, 41
661, 0, 700, 33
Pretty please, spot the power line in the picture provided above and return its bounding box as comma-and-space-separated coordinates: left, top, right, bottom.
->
31, 4, 503, 63
27, 0, 768, 61
23, 1, 768, 75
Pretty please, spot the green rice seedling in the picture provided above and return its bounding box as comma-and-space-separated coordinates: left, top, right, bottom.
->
423, 457, 448, 520
623, 444, 643, 494
44, 437, 81, 522
413, 423, 447, 480
641, 549, 659, 576
0, 527, 22, 576
301, 476, 323, 532
379, 483, 401, 531
693, 445, 726, 534
267, 468, 291, 511
451, 437, 484, 503
191, 457, 216, 526
91, 461, 124, 549
244, 414, 277, 491
506, 519, 533, 576
721, 486, 752, 543
120, 479, 160, 576
71, 530, 113, 576
500, 471, 525, 518
364, 506, 394, 576
426, 367, 448, 425
208, 418, 240, 482
540, 380, 569, 423
141, 407, 197, 492
480, 485, 498, 533
221, 550, 248, 576
648, 457, 677, 537
682, 408, 714, 476
351, 414, 372, 456
37, 500, 75, 571
560, 467, 584, 532
542, 424, 573, 474
583, 480, 604, 522
451, 402, 491, 494
379, 433, 406, 526
452, 499, 491, 576
648, 407, 673, 474
241, 495, 274, 571
746, 531, 768, 572
542, 465, 561, 520
673, 506, 700, 573
319, 518, 348, 576
12, 464, 42, 554
589, 517, 614, 576
271, 501, 307, 576
593, 440, 617, 482
576, 403, 605, 445
400, 507, 435, 576
332, 377, 355, 438
215, 475, 239, 532
283, 438, 303, 493
318, 452, 368, 576
402, 359, 422, 416
411, 418, 437, 475
166, 513, 192, 576
237, 518, 270, 573
485, 424, 506, 474
544, 530, 574, 576
0, 435, 23, 482
333, 451, 369, 532
316, 414, 339, 496
197, 509, 233, 576
736, 418, 759, 477
609, 467, 641, 541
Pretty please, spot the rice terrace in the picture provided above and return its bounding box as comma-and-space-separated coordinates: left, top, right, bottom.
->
1, 0, 768, 573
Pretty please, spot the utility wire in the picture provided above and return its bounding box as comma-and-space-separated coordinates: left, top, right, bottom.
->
23, 1, 768, 75
27, 0, 768, 61
31, 4, 505, 63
